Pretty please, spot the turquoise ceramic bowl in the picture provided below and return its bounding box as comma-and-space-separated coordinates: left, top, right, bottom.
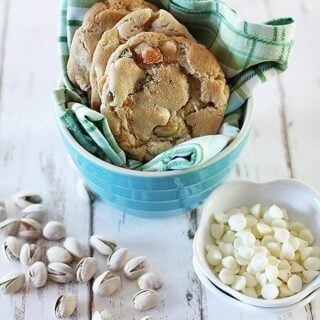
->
55, 98, 254, 218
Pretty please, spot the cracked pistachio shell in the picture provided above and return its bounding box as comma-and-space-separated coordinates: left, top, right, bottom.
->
92, 271, 120, 297
13, 191, 42, 209
107, 248, 132, 272
92, 310, 113, 320
54, 293, 76, 319
0, 272, 25, 295
138, 272, 163, 291
18, 218, 42, 240
28, 261, 48, 288
76, 257, 97, 283
47, 246, 73, 264
90, 235, 117, 256
63, 237, 85, 259
2, 236, 22, 262
48, 262, 74, 283
0, 206, 7, 222
43, 221, 66, 241
124, 256, 150, 280
21, 204, 46, 223
0, 218, 20, 236
20, 243, 41, 267
132, 289, 160, 311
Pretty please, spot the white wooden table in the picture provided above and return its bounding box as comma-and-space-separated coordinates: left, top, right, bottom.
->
0, 0, 319, 319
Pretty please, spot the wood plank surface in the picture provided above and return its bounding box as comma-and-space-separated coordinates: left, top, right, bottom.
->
0, 1, 91, 319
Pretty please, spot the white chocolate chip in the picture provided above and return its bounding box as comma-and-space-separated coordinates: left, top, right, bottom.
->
228, 214, 246, 232
219, 268, 235, 285
249, 204, 261, 218
222, 256, 238, 270
287, 274, 302, 293
265, 265, 279, 283
231, 275, 246, 291
304, 257, 320, 271
207, 248, 222, 266
210, 223, 224, 240
261, 283, 279, 299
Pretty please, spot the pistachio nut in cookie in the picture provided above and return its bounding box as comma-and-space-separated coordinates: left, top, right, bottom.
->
90, 8, 194, 110
101, 32, 229, 161
67, 0, 157, 94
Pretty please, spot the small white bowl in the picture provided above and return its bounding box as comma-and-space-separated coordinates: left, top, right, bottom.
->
193, 256, 320, 315
193, 179, 320, 308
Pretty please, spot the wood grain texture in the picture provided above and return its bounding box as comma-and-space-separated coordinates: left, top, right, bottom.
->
0, 0, 91, 319
0, 0, 319, 319
0, 0, 9, 96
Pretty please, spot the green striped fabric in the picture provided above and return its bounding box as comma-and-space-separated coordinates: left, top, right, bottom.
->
58, 0, 295, 113
55, 0, 295, 170
138, 135, 230, 171
54, 85, 239, 170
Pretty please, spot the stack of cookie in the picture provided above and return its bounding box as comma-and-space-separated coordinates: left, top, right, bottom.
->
67, 0, 229, 161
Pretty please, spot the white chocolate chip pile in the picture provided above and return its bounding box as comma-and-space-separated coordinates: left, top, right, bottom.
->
206, 204, 320, 299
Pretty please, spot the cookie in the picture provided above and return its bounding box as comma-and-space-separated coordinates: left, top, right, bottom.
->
90, 8, 194, 110
101, 32, 229, 161
67, 0, 157, 93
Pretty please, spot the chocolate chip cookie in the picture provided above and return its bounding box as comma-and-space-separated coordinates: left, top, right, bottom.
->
101, 32, 229, 161
67, 0, 157, 93
90, 8, 194, 110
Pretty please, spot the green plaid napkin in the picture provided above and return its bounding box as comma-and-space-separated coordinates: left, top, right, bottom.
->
54, 85, 239, 170
138, 135, 230, 171
55, 0, 295, 170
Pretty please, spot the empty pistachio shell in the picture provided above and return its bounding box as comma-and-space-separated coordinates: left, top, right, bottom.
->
54, 293, 76, 319
93, 310, 113, 320
90, 235, 117, 256
108, 248, 132, 271
0, 218, 20, 236
21, 204, 46, 223
47, 246, 73, 264
48, 262, 74, 283
124, 256, 150, 280
13, 191, 42, 209
20, 243, 41, 266
0, 272, 25, 295
0, 207, 7, 222
43, 221, 66, 241
138, 272, 163, 290
132, 289, 160, 311
92, 270, 120, 297
18, 218, 42, 240
75, 257, 97, 283
63, 237, 85, 259
28, 261, 48, 288
2, 236, 22, 262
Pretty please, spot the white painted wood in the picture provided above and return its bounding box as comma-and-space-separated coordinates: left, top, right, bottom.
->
204, 1, 320, 319
0, 0, 9, 85
0, 0, 91, 319
92, 204, 201, 320
0, 0, 319, 319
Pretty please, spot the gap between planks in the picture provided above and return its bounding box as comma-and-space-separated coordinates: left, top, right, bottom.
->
190, 209, 207, 320
88, 198, 95, 320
